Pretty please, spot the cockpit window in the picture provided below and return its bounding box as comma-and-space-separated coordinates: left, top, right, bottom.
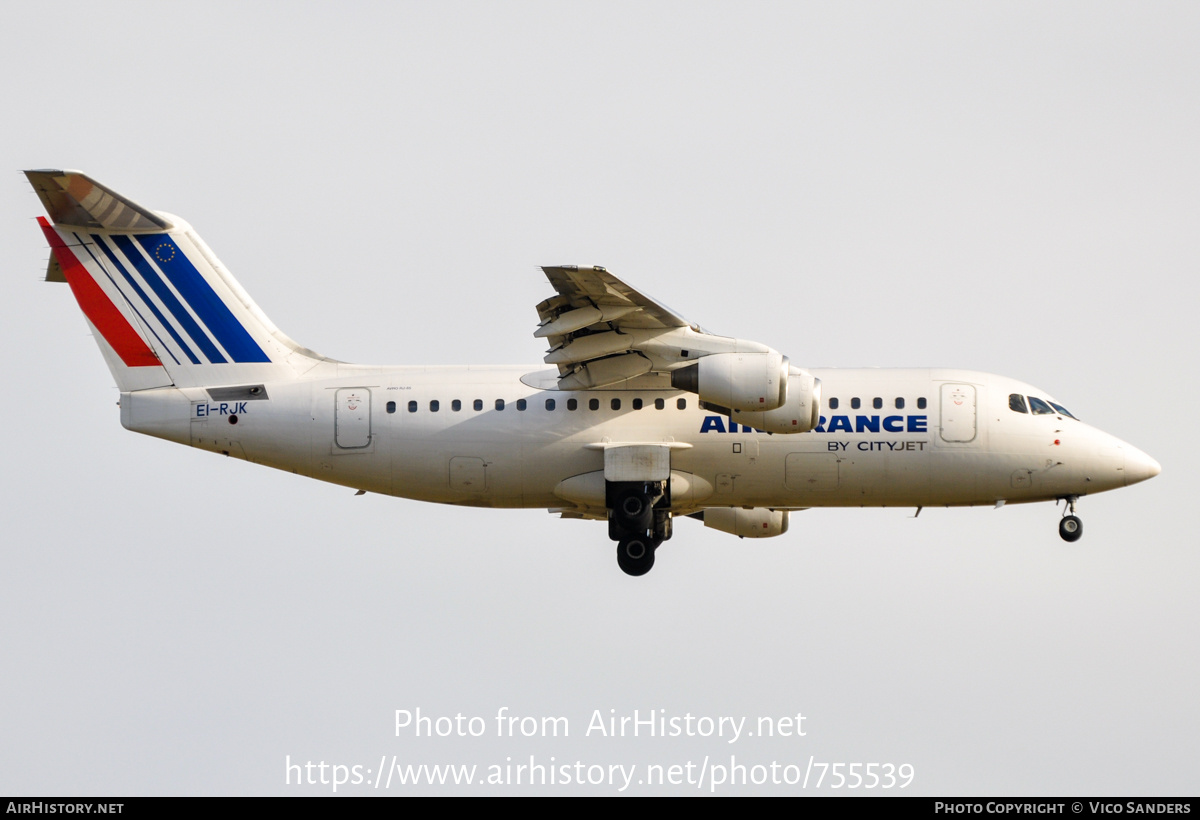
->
1049, 402, 1077, 420
1028, 396, 1055, 415
1009, 393, 1028, 413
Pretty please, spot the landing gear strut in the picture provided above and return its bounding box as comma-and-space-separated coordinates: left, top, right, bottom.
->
1058, 496, 1083, 543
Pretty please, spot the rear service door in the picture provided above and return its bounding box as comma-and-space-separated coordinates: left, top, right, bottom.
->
335, 388, 372, 449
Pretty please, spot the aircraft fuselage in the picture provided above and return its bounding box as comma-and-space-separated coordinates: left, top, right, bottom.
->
122, 365, 1152, 513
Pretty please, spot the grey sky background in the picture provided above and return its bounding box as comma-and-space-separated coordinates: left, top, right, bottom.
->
1, 1, 1196, 795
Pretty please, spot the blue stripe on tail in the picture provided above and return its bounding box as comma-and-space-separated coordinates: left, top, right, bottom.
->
111, 234, 227, 364
90, 235, 191, 365
134, 235, 270, 364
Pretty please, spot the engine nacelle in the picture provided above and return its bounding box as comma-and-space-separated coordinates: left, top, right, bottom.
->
725, 370, 821, 434
671, 351, 788, 411
699, 508, 790, 538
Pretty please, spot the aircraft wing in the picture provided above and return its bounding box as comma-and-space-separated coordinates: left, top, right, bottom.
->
535, 266, 713, 390
537, 265, 694, 333
534, 264, 793, 394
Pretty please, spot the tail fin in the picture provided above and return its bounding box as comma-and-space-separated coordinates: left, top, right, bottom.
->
27, 170, 326, 391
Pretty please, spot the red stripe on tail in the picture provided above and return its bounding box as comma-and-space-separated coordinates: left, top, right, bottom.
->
38, 217, 161, 368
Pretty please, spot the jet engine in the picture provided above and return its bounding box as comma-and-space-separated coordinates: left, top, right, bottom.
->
724, 370, 821, 434
671, 351, 789, 411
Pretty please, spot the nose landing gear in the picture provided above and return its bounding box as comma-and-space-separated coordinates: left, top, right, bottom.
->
1058, 496, 1083, 542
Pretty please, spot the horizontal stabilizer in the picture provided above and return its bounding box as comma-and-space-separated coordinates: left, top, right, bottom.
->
25, 170, 169, 231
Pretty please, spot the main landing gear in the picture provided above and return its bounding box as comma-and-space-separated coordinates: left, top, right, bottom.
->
617, 536, 658, 576
609, 481, 672, 577
1058, 496, 1083, 543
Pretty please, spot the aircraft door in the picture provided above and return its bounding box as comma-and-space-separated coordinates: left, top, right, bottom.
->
939, 383, 977, 443
335, 388, 372, 449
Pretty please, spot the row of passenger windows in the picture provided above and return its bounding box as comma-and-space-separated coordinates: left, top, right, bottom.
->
1009, 393, 1076, 419
827, 396, 927, 411
384, 397, 690, 414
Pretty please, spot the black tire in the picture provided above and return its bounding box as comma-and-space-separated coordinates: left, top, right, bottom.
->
616, 538, 656, 576
614, 488, 654, 534
1059, 515, 1083, 542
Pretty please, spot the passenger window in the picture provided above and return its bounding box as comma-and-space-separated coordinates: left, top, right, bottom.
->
386, 401, 396, 414
408, 401, 417, 413
1029, 396, 1055, 415
589, 398, 599, 411
655, 398, 665, 410
451, 399, 462, 412
872, 397, 882, 409
895, 397, 905, 409
567, 398, 578, 411
516, 399, 527, 411
611, 398, 621, 410
828, 397, 839, 410
633, 398, 643, 410
545, 398, 555, 411
495, 399, 505, 411
917, 397, 927, 409
1009, 393, 1029, 414
851, 398, 861, 409
430, 400, 440, 412
473, 399, 483, 411
677, 398, 687, 409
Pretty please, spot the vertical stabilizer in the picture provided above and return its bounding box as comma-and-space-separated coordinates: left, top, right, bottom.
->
27, 170, 328, 391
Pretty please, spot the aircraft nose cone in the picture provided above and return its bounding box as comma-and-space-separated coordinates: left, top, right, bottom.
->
1125, 446, 1162, 486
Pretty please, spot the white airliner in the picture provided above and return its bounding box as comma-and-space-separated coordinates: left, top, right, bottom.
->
27, 170, 1161, 575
